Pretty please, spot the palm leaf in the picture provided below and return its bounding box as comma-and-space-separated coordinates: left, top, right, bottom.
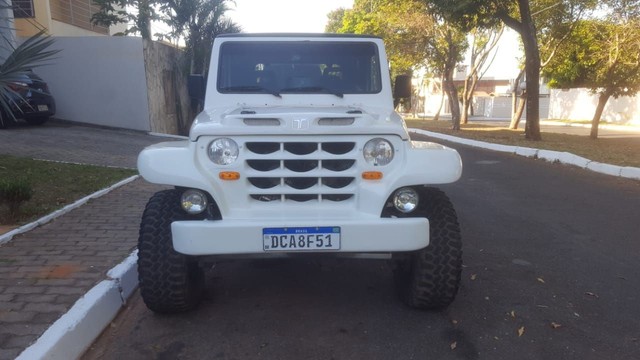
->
0, 30, 60, 126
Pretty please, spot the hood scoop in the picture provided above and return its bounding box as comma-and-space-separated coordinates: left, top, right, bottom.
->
243, 118, 281, 126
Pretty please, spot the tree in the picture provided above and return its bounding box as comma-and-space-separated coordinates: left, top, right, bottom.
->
543, 10, 640, 138
325, 8, 346, 33
426, 0, 543, 140
334, 0, 467, 129
161, 0, 240, 75
460, 26, 503, 124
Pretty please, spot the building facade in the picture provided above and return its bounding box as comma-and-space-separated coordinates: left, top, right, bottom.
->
12, 0, 125, 37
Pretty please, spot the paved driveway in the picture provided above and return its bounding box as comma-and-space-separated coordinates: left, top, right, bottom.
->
0, 120, 168, 168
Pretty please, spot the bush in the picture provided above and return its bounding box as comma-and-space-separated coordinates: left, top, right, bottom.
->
0, 179, 33, 221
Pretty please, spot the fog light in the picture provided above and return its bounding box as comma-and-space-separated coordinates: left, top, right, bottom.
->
181, 189, 208, 215
393, 187, 419, 213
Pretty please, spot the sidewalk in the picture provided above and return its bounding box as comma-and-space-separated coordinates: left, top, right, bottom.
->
0, 121, 171, 359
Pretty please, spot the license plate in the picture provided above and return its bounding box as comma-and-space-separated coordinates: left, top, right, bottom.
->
263, 227, 341, 252
37, 105, 48, 111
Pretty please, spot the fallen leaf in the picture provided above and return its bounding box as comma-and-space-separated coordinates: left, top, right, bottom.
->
471, 274, 477, 280
493, 336, 499, 340
518, 326, 525, 337
510, 310, 516, 318
585, 292, 599, 299
537, 277, 545, 284
451, 319, 458, 325
550, 322, 562, 329
450, 341, 457, 350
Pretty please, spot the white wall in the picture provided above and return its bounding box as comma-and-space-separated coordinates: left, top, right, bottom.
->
30, 36, 152, 131
549, 89, 640, 125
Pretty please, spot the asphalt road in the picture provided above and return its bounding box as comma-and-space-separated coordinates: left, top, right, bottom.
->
82, 136, 640, 360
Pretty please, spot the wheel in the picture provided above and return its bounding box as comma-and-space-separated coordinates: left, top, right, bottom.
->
392, 187, 462, 310
137, 189, 204, 313
24, 116, 49, 126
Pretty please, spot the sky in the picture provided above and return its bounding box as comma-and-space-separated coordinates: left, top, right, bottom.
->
227, 0, 354, 33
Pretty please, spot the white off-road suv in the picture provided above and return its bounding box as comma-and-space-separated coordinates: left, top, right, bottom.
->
137, 34, 463, 313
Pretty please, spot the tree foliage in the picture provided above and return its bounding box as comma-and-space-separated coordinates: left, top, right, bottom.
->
543, 2, 640, 138
92, 0, 162, 39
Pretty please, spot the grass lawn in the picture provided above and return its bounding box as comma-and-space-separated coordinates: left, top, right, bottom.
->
0, 154, 137, 226
406, 119, 640, 168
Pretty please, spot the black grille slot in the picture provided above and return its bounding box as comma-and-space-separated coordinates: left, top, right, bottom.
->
324, 194, 354, 201
246, 142, 280, 154
322, 177, 354, 189
248, 177, 280, 189
322, 142, 355, 155
251, 194, 281, 202
323, 159, 355, 171
284, 160, 318, 173
284, 177, 318, 190
284, 142, 317, 155
247, 160, 280, 172
286, 194, 318, 202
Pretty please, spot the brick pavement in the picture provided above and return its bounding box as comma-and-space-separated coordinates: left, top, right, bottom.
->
0, 122, 172, 359
0, 179, 166, 359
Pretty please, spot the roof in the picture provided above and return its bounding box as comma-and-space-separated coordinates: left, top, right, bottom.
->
217, 33, 382, 40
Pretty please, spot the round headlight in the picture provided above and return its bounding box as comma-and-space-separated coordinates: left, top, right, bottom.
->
393, 187, 419, 213
363, 138, 394, 166
208, 138, 239, 165
181, 189, 209, 215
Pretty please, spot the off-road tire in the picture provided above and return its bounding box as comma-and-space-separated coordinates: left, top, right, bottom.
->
394, 187, 462, 310
138, 189, 204, 313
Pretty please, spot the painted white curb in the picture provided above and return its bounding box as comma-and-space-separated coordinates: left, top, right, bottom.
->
148, 132, 189, 140
16, 251, 139, 360
409, 128, 640, 180
0, 175, 140, 246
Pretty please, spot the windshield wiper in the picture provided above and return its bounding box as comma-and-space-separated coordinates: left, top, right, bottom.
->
220, 86, 281, 98
279, 86, 344, 98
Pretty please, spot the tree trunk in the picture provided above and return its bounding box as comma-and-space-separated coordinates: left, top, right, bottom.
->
444, 71, 461, 130
518, 0, 542, 141
590, 91, 612, 139
510, 95, 526, 129
433, 75, 445, 121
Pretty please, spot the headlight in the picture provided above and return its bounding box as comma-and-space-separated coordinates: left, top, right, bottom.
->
181, 189, 208, 215
208, 138, 239, 165
363, 138, 394, 166
393, 187, 419, 213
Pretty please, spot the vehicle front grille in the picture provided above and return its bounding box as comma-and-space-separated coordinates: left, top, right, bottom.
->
245, 141, 357, 203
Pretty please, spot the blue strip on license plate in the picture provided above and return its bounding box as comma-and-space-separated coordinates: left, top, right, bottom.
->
263, 226, 341, 251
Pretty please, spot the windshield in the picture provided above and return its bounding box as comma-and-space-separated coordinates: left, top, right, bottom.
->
217, 41, 382, 97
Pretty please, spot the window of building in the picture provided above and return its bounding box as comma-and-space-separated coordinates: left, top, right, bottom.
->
13, 0, 34, 18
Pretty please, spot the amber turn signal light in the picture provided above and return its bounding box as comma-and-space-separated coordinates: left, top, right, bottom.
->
362, 171, 383, 180
219, 171, 240, 181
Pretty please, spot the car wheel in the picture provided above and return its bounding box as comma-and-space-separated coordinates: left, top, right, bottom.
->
138, 189, 205, 313
24, 116, 49, 126
392, 187, 462, 310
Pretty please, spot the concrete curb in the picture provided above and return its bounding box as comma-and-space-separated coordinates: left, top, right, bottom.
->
409, 128, 640, 181
16, 251, 139, 360
0, 175, 140, 246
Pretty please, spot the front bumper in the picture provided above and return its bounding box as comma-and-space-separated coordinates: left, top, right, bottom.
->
171, 217, 429, 255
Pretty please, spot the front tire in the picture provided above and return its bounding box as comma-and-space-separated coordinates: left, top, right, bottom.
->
138, 190, 204, 313
393, 187, 462, 310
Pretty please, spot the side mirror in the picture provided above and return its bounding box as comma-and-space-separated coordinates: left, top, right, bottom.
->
393, 75, 412, 99
188, 74, 206, 102
393, 75, 412, 107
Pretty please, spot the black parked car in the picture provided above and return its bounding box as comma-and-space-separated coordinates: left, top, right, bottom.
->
0, 70, 56, 128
